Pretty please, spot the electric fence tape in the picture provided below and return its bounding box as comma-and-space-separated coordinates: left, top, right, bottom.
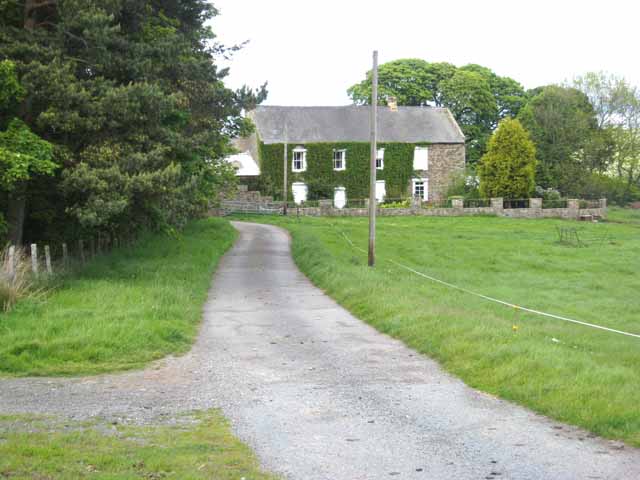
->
334, 225, 640, 340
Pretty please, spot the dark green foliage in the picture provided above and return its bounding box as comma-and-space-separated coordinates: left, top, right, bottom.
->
580, 173, 640, 204
518, 85, 599, 194
347, 59, 526, 164
478, 119, 537, 198
0, 0, 262, 243
439, 70, 497, 162
259, 142, 422, 200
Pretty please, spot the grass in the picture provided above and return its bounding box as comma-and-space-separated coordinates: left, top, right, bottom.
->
233, 211, 640, 447
607, 205, 640, 225
0, 218, 236, 377
0, 410, 277, 480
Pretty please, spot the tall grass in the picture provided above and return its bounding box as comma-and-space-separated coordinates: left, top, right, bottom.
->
0, 218, 236, 376
0, 247, 33, 313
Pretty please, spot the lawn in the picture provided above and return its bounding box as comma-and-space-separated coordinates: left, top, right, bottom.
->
608, 205, 640, 225
233, 212, 640, 447
0, 218, 236, 376
0, 410, 277, 480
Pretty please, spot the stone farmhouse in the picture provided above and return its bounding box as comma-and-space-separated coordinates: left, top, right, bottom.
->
227, 105, 466, 205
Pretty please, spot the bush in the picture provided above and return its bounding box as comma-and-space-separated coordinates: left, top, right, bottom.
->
579, 173, 640, 205
0, 246, 33, 312
478, 118, 537, 199
445, 170, 481, 199
381, 199, 411, 209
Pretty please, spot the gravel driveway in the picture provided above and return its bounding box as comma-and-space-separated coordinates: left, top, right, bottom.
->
1, 221, 639, 479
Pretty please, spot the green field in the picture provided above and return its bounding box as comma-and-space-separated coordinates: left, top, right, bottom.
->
234, 212, 640, 447
0, 218, 236, 376
0, 411, 277, 480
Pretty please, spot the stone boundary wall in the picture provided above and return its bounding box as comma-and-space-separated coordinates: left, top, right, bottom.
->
218, 197, 607, 220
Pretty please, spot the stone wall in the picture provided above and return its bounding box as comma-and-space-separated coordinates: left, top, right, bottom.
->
414, 143, 465, 203
218, 197, 607, 220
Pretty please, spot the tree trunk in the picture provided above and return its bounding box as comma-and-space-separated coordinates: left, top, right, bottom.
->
24, 0, 37, 30
9, 0, 43, 245
6, 183, 27, 246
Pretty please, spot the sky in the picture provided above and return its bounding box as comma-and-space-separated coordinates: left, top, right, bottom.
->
212, 0, 640, 106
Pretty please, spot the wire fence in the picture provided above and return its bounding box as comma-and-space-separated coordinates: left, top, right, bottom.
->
1, 233, 135, 280
331, 222, 640, 340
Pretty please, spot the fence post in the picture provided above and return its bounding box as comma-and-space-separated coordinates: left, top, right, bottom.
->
79, 239, 85, 264
7, 245, 15, 281
31, 243, 39, 277
451, 198, 464, 209
44, 245, 53, 275
62, 243, 69, 267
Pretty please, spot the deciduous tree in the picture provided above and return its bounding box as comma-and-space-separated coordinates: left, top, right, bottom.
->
347, 59, 525, 164
518, 86, 599, 194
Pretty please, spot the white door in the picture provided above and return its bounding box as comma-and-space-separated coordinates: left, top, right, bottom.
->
334, 187, 346, 209
292, 182, 308, 205
375, 180, 386, 203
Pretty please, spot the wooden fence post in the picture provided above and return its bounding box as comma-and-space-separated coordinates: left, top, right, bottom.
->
31, 244, 39, 277
79, 239, 85, 264
62, 243, 68, 267
44, 245, 53, 275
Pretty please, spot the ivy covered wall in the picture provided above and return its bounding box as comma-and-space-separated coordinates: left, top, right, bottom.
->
258, 141, 429, 200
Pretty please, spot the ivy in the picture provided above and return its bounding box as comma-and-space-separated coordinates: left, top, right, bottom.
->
258, 141, 428, 200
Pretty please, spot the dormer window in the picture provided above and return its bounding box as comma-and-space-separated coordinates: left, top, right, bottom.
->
333, 149, 346, 171
292, 147, 307, 172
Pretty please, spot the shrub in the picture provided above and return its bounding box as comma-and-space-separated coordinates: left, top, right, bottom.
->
381, 199, 410, 209
478, 118, 537, 199
445, 170, 481, 199
579, 173, 640, 205
0, 246, 32, 312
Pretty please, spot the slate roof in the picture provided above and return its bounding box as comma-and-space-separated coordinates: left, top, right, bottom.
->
249, 105, 465, 145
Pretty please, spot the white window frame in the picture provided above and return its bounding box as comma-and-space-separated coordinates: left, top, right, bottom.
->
413, 146, 429, 171
376, 148, 384, 170
292, 147, 307, 172
375, 180, 386, 203
412, 178, 428, 201
333, 149, 346, 171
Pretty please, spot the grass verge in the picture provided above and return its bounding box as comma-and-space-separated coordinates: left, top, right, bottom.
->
0, 410, 277, 480
232, 213, 640, 447
0, 218, 236, 377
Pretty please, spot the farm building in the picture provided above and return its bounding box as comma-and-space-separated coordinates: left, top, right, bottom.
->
228, 105, 466, 205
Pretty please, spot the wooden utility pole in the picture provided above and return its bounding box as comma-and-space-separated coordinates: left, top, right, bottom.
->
283, 130, 288, 216
368, 50, 379, 267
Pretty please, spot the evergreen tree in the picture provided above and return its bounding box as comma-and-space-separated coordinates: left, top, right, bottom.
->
478, 118, 536, 199
0, 0, 265, 244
